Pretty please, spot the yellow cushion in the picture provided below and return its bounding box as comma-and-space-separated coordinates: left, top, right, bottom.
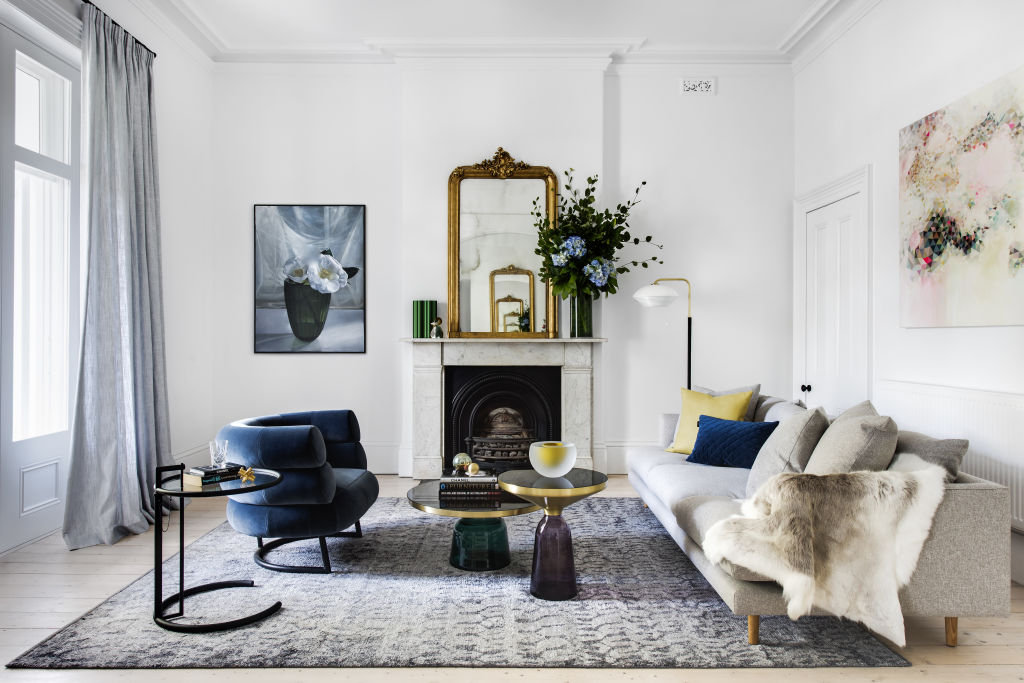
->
666, 388, 754, 455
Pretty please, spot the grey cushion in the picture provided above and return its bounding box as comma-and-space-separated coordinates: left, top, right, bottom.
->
892, 430, 969, 482
674, 496, 773, 582
627, 448, 685, 481
745, 407, 829, 497
763, 400, 807, 422
693, 384, 760, 422
643, 460, 749, 511
804, 415, 899, 474
831, 399, 878, 423
753, 395, 805, 421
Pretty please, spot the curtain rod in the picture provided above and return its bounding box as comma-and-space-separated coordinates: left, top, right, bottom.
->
80, 0, 157, 58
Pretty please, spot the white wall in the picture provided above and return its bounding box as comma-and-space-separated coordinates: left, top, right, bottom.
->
203, 57, 795, 476
92, 0, 216, 465
794, 0, 1024, 580
604, 65, 794, 471
211, 63, 402, 473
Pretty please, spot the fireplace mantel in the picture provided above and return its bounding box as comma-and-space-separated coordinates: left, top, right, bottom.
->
405, 338, 604, 478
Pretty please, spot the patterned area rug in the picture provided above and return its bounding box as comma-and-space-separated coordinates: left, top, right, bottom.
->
8, 497, 907, 669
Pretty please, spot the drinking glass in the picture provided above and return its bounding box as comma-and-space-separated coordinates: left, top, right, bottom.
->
209, 439, 229, 467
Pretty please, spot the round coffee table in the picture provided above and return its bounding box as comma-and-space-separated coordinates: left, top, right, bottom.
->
498, 468, 607, 600
407, 480, 540, 571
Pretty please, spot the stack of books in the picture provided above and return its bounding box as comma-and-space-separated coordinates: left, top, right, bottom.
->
438, 472, 500, 500
182, 463, 244, 487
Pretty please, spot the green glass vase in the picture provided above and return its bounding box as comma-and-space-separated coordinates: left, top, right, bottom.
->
284, 280, 331, 341
568, 293, 593, 338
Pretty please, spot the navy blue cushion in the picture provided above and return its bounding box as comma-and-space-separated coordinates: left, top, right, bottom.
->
686, 415, 779, 469
216, 422, 327, 470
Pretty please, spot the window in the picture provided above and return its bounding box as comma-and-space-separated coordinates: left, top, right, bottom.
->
5, 45, 79, 442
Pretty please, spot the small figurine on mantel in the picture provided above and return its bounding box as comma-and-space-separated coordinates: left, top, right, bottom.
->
429, 317, 444, 338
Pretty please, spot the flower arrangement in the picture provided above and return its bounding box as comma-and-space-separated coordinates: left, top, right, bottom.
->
282, 249, 349, 293
533, 170, 662, 299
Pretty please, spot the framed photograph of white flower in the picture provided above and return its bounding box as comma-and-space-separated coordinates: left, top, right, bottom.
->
254, 204, 365, 352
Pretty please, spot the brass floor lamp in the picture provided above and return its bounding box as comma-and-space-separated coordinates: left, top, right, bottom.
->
632, 278, 692, 390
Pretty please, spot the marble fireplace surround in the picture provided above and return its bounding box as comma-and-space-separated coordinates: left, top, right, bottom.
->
409, 338, 605, 479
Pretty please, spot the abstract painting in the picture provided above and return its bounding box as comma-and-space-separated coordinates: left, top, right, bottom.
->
899, 65, 1024, 327
254, 205, 365, 352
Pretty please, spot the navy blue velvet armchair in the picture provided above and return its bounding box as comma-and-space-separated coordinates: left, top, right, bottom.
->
217, 410, 379, 573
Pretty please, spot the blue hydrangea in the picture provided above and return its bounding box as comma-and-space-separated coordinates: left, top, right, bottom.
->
551, 251, 569, 267
583, 258, 612, 288
562, 236, 586, 259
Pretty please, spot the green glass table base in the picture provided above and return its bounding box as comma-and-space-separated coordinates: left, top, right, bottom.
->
449, 517, 511, 571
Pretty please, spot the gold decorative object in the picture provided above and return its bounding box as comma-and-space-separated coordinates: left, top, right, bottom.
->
472, 146, 531, 179
466, 462, 480, 475
238, 467, 255, 483
448, 147, 558, 338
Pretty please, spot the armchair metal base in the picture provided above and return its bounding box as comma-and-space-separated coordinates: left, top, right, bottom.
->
253, 520, 363, 574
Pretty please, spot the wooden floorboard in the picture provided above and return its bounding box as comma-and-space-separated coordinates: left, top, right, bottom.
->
0, 475, 1019, 683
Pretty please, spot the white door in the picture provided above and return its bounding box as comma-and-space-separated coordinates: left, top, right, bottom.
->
0, 26, 81, 553
801, 192, 869, 413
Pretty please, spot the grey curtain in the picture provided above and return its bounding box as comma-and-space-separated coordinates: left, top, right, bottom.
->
63, 4, 172, 550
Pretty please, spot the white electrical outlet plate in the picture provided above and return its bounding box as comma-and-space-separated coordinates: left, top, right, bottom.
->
680, 77, 717, 95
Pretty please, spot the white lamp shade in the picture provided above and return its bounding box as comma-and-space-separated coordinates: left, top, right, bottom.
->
632, 283, 679, 308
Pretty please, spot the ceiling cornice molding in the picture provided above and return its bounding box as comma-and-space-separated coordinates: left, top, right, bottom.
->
786, 0, 883, 74
367, 37, 644, 61
213, 46, 392, 65
161, 0, 226, 56
777, 0, 841, 53
613, 48, 790, 66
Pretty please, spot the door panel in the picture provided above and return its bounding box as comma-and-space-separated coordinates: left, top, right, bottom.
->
803, 193, 869, 413
0, 26, 80, 552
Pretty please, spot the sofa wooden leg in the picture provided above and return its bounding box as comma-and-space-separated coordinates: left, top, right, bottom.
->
748, 615, 760, 645
945, 617, 958, 647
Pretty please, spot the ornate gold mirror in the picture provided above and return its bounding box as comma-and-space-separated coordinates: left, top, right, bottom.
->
448, 148, 557, 337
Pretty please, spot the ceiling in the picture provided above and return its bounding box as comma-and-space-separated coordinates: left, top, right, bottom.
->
157, 0, 848, 63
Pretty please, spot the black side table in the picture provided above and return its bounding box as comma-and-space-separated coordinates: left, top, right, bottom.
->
154, 463, 282, 633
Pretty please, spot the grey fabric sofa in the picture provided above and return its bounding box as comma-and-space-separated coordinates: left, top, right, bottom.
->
626, 394, 1011, 647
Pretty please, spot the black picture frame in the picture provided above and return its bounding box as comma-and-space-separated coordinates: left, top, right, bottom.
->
253, 204, 366, 353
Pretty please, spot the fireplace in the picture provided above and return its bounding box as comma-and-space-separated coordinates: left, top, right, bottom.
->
444, 365, 560, 473
408, 339, 599, 479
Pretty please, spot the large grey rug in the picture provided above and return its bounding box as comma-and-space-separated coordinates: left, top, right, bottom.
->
9, 497, 907, 669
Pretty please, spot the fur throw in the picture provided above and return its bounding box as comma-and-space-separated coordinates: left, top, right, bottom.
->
703, 455, 946, 646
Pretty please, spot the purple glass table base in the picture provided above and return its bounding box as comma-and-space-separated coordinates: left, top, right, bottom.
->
530, 514, 577, 600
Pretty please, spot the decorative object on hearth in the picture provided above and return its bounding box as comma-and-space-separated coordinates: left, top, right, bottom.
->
899, 63, 1024, 327
465, 406, 534, 469
429, 317, 444, 338
528, 441, 577, 478
448, 147, 557, 338
633, 277, 693, 389
254, 205, 365, 352
534, 170, 663, 337
412, 300, 437, 338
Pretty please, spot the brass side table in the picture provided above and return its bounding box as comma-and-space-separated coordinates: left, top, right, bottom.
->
498, 468, 607, 600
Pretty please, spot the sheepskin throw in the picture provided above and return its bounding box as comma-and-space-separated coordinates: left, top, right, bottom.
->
703, 456, 946, 646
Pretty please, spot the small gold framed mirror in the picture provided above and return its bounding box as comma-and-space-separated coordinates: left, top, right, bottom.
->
490, 264, 533, 333
448, 148, 557, 338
